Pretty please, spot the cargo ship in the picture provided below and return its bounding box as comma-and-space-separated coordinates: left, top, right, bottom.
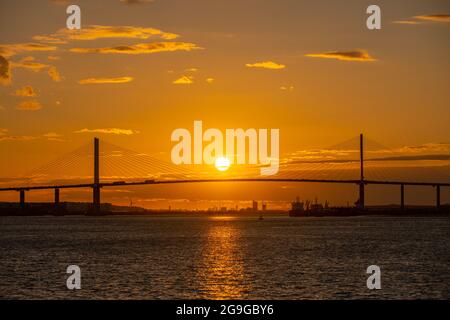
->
289, 196, 329, 216
289, 196, 450, 217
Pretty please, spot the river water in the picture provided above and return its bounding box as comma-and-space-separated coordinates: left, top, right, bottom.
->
0, 215, 449, 299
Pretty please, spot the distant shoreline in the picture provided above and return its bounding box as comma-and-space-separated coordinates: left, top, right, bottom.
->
1, 209, 449, 218
1, 201, 449, 217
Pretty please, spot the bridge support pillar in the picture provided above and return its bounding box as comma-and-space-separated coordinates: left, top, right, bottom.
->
436, 185, 440, 210
92, 137, 101, 215
19, 189, 25, 209
400, 184, 405, 211
359, 182, 365, 209
55, 188, 60, 204
358, 134, 365, 210
93, 186, 100, 214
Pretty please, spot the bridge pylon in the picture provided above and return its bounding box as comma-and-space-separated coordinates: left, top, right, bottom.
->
91, 137, 101, 215
359, 133, 365, 209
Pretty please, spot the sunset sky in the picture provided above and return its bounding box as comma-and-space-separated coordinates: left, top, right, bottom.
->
0, 0, 449, 209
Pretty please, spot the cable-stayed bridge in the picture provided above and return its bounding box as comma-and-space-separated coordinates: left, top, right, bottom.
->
0, 135, 449, 214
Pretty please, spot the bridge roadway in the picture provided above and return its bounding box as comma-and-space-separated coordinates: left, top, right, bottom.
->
0, 178, 449, 192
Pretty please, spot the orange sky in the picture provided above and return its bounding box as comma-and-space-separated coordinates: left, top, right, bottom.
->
0, 0, 449, 208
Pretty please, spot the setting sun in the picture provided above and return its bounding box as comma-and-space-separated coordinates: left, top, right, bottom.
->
215, 157, 231, 172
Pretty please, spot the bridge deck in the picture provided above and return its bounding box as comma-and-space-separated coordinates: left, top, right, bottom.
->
0, 178, 449, 192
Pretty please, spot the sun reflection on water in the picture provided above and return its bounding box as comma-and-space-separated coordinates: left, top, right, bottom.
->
195, 220, 250, 299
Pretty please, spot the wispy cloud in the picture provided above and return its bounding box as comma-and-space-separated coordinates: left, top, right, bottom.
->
9, 57, 62, 82
78, 76, 134, 84
393, 20, 422, 25
48, 66, 63, 82
173, 75, 193, 84
206, 78, 214, 84
283, 142, 450, 165
280, 85, 294, 91
305, 49, 377, 62
43, 132, 64, 142
393, 14, 450, 25
284, 149, 358, 163
0, 129, 36, 141
384, 143, 450, 154
16, 100, 43, 111
414, 14, 450, 23
0, 55, 11, 85
74, 128, 139, 135
245, 61, 286, 69
49, 0, 69, 4
0, 129, 64, 142
0, 128, 64, 142
370, 154, 450, 161
12, 85, 37, 97
32, 35, 68, 44
0, 43, 57, 58
11, 56, 49, 72
38, 25, 178, 43
70, 42, 202, 55
120, 0, 154, 4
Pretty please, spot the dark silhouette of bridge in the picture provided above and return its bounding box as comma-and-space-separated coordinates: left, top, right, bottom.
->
0, 135, 448, 214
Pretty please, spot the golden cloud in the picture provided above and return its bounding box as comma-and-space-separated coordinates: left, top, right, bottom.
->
10, 57, 62, 82
0, 55, 11, 85
245, 61, 286, 69
12, 85, 37, 97
32, 35, 68, 44
0, 130, 63, 142
48, 66, 63, 82
16, 100, 43, 111
0, 43, 57, 58
173, 76, 193, 84
78, 76, 134, 84
283, 142, 450, 164
0, 134, 36, 142
414, 15, 450, 23
74, 128, 139, 135
43, 132, 64, 142
305, 49, 377, 62
280, 85, 294, 91
43, 25, 178, 42
120, 0, 154, 4
393, 20, 422, 25
374, 143, 450, 155
70, 42, 202, 55
206, 78, 214, 84
49, 0, 69, 4
12, 56, 49, 72
0, 129, 63, 142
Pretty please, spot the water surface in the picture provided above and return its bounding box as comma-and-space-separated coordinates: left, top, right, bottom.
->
1, 215, 449, 299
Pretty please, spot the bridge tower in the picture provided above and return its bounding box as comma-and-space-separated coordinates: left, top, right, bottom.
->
359, 133, 365, 209
92, 137, 101, 215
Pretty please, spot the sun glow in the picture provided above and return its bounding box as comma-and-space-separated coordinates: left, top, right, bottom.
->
215, 157, 231, 172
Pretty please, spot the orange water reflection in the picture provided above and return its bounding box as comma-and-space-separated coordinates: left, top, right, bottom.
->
196, 218, 250, 299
